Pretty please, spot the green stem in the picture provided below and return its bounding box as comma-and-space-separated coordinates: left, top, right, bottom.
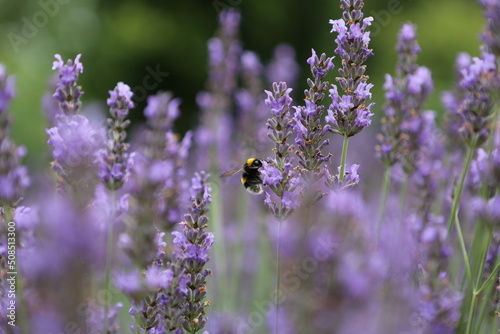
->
454, 212, 473, 289
376, 167, 391, 247
474, 280, 496, 334
447, 144, 475, 232
274, 220, 282, 334
477, 260, 500, 294
486, 103, 499, 155
339, 134, 349, 181
209, 178, 227, 310
103, 190, 115, 334
399, 176, 409, 222
231, 191, 248, 312
466, 291, 479, 334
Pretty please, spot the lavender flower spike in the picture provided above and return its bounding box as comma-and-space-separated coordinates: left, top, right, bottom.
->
0, 65, 15, 114
480, 0, 500, 57
262, 82, 302, 221
97, 82, 135, 190
0, 64, 30, 205
293, 49, 334, 182
376, 23, 434, 174
326, 1, 375, 137
457, 49, 496, 147
172, 171, 214, 333
52, 54, 84, 115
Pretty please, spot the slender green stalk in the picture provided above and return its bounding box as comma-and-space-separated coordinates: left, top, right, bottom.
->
103, 190, 116, 334
447, 144, 475, 232
454, 212, 472, 289
474, 281, 496, 333
472, 260, 500, 333
466, 292, 479, 334
399, 176, 409, 222
209, 178, 228, 310
486, 103, 499, 155
274, 220, 282, 334
339, 134, 349, 181
473, 222, 492, 289
376, 167, 391, 246
230, 191, 249, 311
254, 210, 273, 311
477, 260, 500, 294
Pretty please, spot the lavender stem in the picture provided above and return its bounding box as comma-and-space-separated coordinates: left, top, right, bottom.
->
454, 210, 472, 291
274, 220, 282, 334
103, 189, 115, 334
447, 142, 476, 232
339, 134, 349, 181
399, 176, 409, 227
376, 167, 391, 246
465, 292, 479, 334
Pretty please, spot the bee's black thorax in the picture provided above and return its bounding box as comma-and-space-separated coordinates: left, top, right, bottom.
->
242, 159, 263, 194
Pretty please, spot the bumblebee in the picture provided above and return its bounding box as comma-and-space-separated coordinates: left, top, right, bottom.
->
220, 158, 263, 195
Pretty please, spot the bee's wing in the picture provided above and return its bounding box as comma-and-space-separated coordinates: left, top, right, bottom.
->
220, 165, 244, 178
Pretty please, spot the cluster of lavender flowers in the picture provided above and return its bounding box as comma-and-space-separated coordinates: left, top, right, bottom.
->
2, 0, 500, 333
376, 23, 433, 174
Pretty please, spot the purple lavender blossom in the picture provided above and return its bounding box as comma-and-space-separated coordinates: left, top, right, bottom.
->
324, 163, 359, 191
18, 194, 102, 331
454, 49, 497, 147
326, 2, 375, 137
266, 44, 300, 89
0, 64, 30, 205
51, 54, 84, 115
263, 82, 302, 221
97, 82, 135, 190
46, 54, 105, 206
235, 50, 269, 157
0, 65, 16, 113
46, 114, 105, 189
376, 23, 434, 174
293, 49, 334, 186
480, 0, 500, 56
195, 9, 241, 169
442, 53, 472, 145
123, 91, 192, 271
41, 74, 61, 125
171, 172, 213, 333
87, 303, 123, 334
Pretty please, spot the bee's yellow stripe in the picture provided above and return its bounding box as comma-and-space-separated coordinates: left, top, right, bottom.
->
241, 177, 246, 184
246, 158, 255, 166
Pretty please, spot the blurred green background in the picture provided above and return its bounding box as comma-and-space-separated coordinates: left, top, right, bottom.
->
0, 0, 483, 171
